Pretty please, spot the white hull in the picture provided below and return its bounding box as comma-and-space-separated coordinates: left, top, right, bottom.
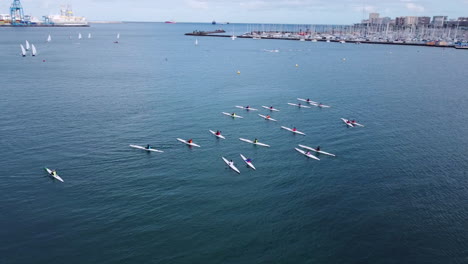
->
288, 103, 310, 108
222, 157, 240, 174
235, 106, 258, 111
298, 144, 335, 157
129, 144, 163, 153
209, 130, 225, 139
281, 126, 305, 135
262, 106, 280, 111
240, 154, 256, 170
177, 138, 200, 147
45, 167, 64, 182
239, 138, 270, 147
258, 114, 277, 122
294, 148, 320, 160
222, 112, 243, 118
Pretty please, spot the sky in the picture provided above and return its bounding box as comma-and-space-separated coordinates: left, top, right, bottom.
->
1, 0, 467, 24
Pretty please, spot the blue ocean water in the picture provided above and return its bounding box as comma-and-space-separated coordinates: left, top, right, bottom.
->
1, 23, 468, 264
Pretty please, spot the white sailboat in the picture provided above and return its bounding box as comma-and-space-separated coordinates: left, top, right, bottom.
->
88, 33, 91, 39
47, 34, 51, 42
195, 39, 198, 45
20, 44, 26, 57
114, 33, 120, 43
25, 40, 30, 51
231, 35, 237, 40
31, 44, 37, 56
78, 33, 82, 39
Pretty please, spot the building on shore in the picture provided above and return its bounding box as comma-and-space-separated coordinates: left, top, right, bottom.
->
44, 5, 87, 26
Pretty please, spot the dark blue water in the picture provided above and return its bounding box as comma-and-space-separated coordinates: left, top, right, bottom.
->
1, 23, 468, 264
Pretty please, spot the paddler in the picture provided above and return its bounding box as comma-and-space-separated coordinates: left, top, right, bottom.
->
231, 113, 236, 117
316, 146, 321, 151
246, 106, 250, 109
298, 103, 302, 107
306, 151, 311, 155
306, 98, 310, 102
51, 170, 57, 176
246, 158, 252, 163
254, 138, 258, 143
351, 120, 356, 123
216, 130, 221, 135
146, 144, 151, 149
292, 127, 297, 131
270, 106, 274, 110
266, 115, 271, 119
188, 139, 193, 144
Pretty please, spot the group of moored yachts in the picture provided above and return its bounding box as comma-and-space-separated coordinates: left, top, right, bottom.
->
44, 97, 364, 179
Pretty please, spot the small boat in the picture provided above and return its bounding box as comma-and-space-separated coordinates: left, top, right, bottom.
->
31, 44, 37, 56
297, 98, 331, 108
88, 33, 92, 39
287, 103, 310, 108
298, 144, 335, 157
44, 167, 64, 182
281, 126, 306, 136
258, 114, 277, 122
195, 39, 198, 46
25, 40, 30, 51
165, 20, 176, 24
222, 112, 243, 118
295, 148, 320, 161
222, 157, 240, 174
129, 144, 163, 153
20, 44, 26, 57
239, 138, 270, 147
177, 138, 200, 147
341, 118, 364, 127
235, 106, 258, 111
209, 130, 225, 139
231, 35, 237, 40
114, 33, 120, 43
78, 33, 82, 39
47, 34, 51, 42
261, 106, 280, 112
240, 154, 256, 170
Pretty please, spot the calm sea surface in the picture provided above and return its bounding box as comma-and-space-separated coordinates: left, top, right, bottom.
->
1, 23, 468, 264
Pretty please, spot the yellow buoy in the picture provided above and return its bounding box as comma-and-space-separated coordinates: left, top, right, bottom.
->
295, 64, 299, 67
237, 71, 241, 74
342, 58, 346, 61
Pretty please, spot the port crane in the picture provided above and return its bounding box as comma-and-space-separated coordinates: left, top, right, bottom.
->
10, 0, 24, 25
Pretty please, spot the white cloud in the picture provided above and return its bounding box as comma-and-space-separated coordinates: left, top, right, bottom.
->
405, 2, 425, 12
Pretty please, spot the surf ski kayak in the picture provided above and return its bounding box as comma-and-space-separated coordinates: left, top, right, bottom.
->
294, 148, 320, 160
262, 106, 280, 112
177, 138, 201, 147
222, 157, 240, 174
44, 167, 64, 182
239, 138, 270, 147
298, 144, 335, 157
209, 130, 225, 139
235, 106, 258, 111
288, 103, 310, 108
129, 144, 163, 153
222, 112, 243, 118
281, 126, 306, 135
240, 154, 256, 170
297, 98, 318, 104
297, 98, 331, 108
258, 114, 277, 122
341, 118, 355, 127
